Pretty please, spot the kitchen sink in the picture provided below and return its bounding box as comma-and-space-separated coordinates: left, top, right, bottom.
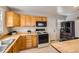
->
0, 45, 7, 53
1, 39, 14, 45
0, 39, 14, 53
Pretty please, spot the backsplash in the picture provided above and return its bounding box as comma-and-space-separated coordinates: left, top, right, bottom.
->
8, 27, 36, 33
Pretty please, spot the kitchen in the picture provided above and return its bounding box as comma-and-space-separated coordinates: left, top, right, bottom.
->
0, 6, 50, 53
1, 6, 79, 53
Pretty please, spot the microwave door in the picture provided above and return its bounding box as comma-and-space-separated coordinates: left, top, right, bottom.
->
36, 22, 47, 27
38, 23, 44, 26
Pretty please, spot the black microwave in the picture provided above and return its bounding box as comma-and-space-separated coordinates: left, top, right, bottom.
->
36, 21, 47, 27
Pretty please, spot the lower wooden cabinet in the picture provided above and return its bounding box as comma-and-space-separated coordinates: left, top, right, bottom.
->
21, 36, 27, 50
26, 35, 37, 49
7, 46, 13, 53
26, 35, 32, 49
12, 41, 19, 53
7, 35, 37, 53
32, 35, 38, 47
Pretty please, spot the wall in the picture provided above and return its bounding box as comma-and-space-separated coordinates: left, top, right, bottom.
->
0, 7, 9, 35
47, 16, 56, 41
8, 27, 36, 33
47, 15, 66, 41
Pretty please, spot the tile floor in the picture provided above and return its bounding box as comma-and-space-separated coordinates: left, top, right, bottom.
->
19, 45, 58, 53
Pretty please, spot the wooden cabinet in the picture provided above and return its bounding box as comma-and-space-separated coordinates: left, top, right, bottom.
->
32, 35, 37, 47
26, 35, 32, 49
6, 11, 20, 27
20, 14, 26, 27
36, 16, 42, 21
18, 35, 37, 50
26, 15, 31, 26
41, 17, 47, 21
7, 35, 37, 53
7, 46, 13, 53
12, 37, 21, 53
12, 41, 19, 53
6, 11, 47, 27
26, 35, 37, 49
14, 13, 20, 26
21, 36, 27, 50
18, 36, 24, 50
7, 37, 21, 53
35, 16, 47, 22
30, 16, 36, 27
20, 15, 35, 27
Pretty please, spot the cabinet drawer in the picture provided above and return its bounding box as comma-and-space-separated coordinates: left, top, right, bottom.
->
26, 42, 32, 45
26, 44, 32, 48
26, 39, 32, 42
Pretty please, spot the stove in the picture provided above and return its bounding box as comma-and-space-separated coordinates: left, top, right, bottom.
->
37, 31, 49, 48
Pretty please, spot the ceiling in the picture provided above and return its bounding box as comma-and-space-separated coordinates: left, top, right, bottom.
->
8, 6, 79, 16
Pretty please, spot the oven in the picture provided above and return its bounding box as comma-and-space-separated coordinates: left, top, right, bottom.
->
37, 33, 49, 48
38, 34, 49, 44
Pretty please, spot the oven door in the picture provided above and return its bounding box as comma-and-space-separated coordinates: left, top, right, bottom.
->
38, 34, 48, 44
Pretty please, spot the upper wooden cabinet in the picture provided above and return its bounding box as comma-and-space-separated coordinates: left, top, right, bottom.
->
30, 16, 36, 27
6, 11, 47, 27
25, 15, 31, 26
41, 17, 47, 21
20, 14, 26, 27
36, 16, 47, 22
20, 15, 35, 27
6, 11, 20, 27
36, 16, 42, 21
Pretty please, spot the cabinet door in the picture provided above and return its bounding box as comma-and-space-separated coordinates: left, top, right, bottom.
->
36, 16, 47, 22
20, 14, 26, 26
22, 36, 27, 50
7, 46, 13, 53
14, 13, 20, 26
12, 40, 19, 53
26, 15, 31, 26
26, 35, 32, 49
30, 16, 36, 27
17, 36, 23, 50
32, 35, 38, 47
6, 11, 20, 27
36, 16, 42, 21
42, 17, 47, 21
6, 11, 14, 27
12, 43, 17, 53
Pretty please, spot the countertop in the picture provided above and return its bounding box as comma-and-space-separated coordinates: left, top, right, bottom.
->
51, 39, 79, 53
0, 32, 37, 53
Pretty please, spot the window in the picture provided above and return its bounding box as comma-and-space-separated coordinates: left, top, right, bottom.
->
0, 10, 3, 34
